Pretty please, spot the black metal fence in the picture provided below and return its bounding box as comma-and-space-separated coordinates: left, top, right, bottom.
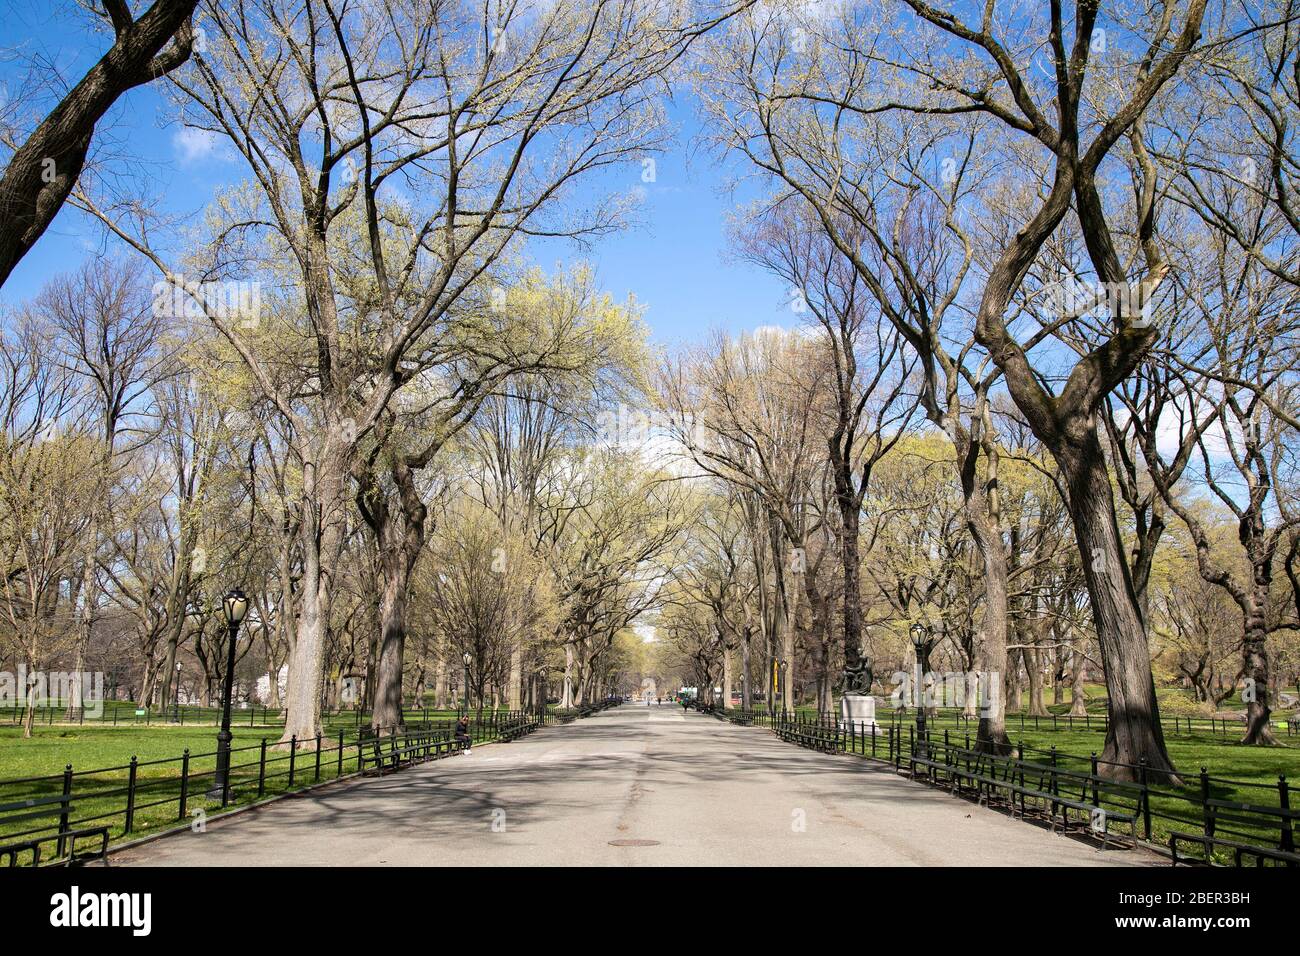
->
722, 703, 1299, 739
2, 702, 524, 729
722, 708, 1297, 867
903, 707, 1299, 739
0, 696, 624, 867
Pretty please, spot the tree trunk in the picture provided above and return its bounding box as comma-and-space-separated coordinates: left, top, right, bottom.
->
1005, 648, 1021, 715
1240, 574, 1276, 745
952, 405, 1011, 752
1060, 438, 1178, 781
370, 559, 411, 731
562, 643, 575, 708
23, 686, 35, 738
837, 483, 864, 672
967, 501, 1011, 751
280, 451, 346, 746
508, 644, 523, 711
1026, 645, 1048, 717
1069, 651, 1089, 716
740, 626, 752, 709
722, 646, 732, 709
434, 652, 449, 709
359, 449, 430, 732
68, 535, 98, 719
158, 542, 194, 720
819, 640, 835, 715
139, 658, 159, 712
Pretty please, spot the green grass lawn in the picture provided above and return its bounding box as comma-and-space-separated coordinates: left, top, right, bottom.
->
0, 725, 291, 780
0, 706, 508, 780
0, 724, 360, 856
0, 709, 524, 861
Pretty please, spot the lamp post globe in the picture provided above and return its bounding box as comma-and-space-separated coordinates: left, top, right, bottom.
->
212, 587, 249, 802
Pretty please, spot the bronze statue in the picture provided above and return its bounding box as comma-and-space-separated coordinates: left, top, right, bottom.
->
841, 656, 874, 696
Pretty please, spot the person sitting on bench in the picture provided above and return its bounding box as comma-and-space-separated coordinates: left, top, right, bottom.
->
454, 715, 473, 754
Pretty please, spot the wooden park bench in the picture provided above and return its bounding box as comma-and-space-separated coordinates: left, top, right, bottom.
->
357, 728, 462, 776
1170, 799, 1299, 866
777, 721, 840, 755
0, 793, 110, 866
1008, 758, 1143, 847
496, 715, 540, 742
912, 741, 1141, 849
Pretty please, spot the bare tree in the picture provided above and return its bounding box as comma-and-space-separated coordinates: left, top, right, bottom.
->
857, 0, 1207, 779
84, 0, 749, 742
41, 258, 171, 715
0, 0, 197, 287
732, 205, 919, 689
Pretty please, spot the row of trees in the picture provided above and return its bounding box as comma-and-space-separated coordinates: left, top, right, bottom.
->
3, 3, 1300, 785
0, 256, 688, 733
652, 0, 1300, 781
0, 0, 749, 738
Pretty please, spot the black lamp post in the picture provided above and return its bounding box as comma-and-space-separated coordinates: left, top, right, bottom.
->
537, 668, 547, 717
778, 659, 789, 717
910, 622, 929, 758
173, 661, 182, 722
462, 652, 472, 716
213, 588, 248, 804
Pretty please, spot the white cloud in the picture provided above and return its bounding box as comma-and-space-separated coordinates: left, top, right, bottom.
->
172, 127, 224, 166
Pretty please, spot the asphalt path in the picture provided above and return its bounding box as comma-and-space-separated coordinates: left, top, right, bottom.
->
112, 704, 1157, 866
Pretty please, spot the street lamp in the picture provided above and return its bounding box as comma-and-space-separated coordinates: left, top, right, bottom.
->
173, 661, 182, 721
213, 588, 248, 804
462, 652, 472, 716
778, 659, 789, 717
537, 667, 547, 717
909, 622, 929, 758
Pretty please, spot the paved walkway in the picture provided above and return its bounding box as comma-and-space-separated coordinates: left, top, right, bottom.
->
112, 705, 1157, 866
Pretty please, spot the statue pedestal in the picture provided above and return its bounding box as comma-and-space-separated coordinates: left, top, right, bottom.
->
839, 694, 881, 735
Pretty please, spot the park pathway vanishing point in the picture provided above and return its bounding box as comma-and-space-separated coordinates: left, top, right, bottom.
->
111, 705, 1159, 866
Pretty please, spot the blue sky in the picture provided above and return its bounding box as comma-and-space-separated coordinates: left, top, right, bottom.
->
0, 1, 793, 344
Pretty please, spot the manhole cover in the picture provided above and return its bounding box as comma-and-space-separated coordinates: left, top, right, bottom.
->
608, 838, 660, 847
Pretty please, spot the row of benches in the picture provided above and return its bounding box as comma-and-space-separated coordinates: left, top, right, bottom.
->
774, 720, 840, 754
356, 728, 467, 775
497, 714, 543, 742
907, 739, 1143, 849
554, 698, 620, 724
762, 717, 1298, 866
